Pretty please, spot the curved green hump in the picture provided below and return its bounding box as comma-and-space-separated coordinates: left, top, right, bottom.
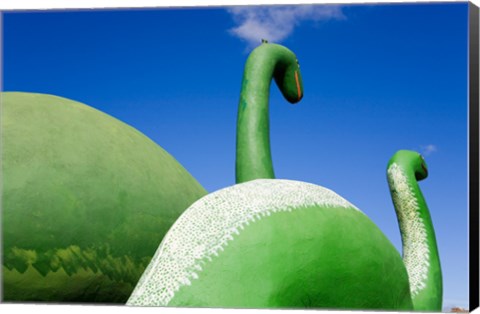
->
236, 43, 303, 184
127, 179, 412, 310
1, 92, 207, 303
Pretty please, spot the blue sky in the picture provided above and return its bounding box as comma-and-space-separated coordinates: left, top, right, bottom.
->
2, 2, 470, 310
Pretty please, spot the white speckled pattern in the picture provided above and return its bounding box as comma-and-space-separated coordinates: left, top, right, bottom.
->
127, 179, 359, 306
387, 163, 430, 297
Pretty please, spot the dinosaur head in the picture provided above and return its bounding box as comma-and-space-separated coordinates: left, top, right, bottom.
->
249, 43, 304, 104
275, 55, 304, 104
388, 150, 428, 181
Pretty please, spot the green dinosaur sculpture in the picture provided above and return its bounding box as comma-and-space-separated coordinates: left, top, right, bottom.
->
1, 92, 207, 303
126, 43, 442, 311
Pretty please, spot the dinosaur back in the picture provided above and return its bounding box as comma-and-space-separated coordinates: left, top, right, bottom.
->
128, 179, 413, 310
1, 92, 207, 302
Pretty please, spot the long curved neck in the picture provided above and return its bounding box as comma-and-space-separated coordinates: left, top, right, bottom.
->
387, 163, 442, 311
235, 48, 281, 183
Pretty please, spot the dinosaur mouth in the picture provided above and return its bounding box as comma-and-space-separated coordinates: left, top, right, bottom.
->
295, 71, 302, 101
421, 163, 428, 176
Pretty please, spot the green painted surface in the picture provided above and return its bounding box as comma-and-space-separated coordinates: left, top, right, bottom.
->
126, 43, 441, 311
236, 42, 303, 183
387, 150, 443, 311
168, 205, 413, 310
1, 92, 207, 302
234, 43, 442, 310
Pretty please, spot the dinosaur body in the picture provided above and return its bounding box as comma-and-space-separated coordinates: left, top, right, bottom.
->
128, 179, 413, 310
127, 43, 442, 310
1, 92, 207, 302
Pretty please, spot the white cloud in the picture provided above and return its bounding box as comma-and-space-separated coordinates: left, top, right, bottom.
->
228, 5, 345, 48
421, 144, 437, 156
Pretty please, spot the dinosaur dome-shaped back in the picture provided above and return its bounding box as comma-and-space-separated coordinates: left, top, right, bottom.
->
2, 92, 207, 302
